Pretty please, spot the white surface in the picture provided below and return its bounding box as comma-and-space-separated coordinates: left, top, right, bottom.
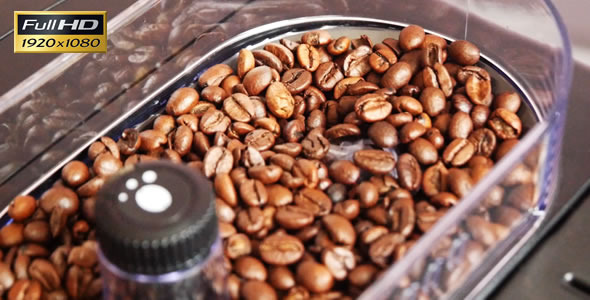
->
135, 184, 172, 213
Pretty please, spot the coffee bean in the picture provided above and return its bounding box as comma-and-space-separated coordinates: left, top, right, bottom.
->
292, 159, 320, 189
297, 44, 320, 72
396, 153, 422, 191
353, 149, 395, 175
390, 197, 415, 237
259, 233, 304, 265
244, 129, 275, 152
237, 49, 256, 78
464, 70, 492, 106
368, 233, 404, 267
294, 188, 332, 217
354, 93, 392, 123
301, 30, 332, 46
422, 161, 448, 197
214, 173, 238, 207
225, 233, 251, 260
342, 46, 372, 77
322, 246, 356, 281
327, 36, 351, 55
369, 48, 397, 73
443, 138, 475, 167
420, 87, 445, 117
399, 121, 426, 144
355, 181, 379, 208
296, 260, 334, 293
333, 199, 361, 220
466, 216, 508, 247
234, 256, 267, 281
471, 105, 490, 129
67, 245, 97, 268
448, 168, 473, 198
432, 192, 459, 207
28, 259, 60, 291
468, 128, 497, 157
275, 206, 314, 230
8, 196, 36, 222
315, 62, 344, 92
360, 226, 388, 245
488, 108, 522, 139
166, 87, 199, 116
281, 68, 312, 95
399, 25, 425, 51
381, 62, 412, 89
241, 280, 277, 300
239, 179, 268, 207
200, 109, 231, 135
322, 214, 356, 246
449, 111, 474, 139
328, 160, 360, 185
23, 221, 50, 244
448, 40, 480, 66
8, 279, 42, 300
348, 264, 378, 287
203, 146, 233, 178
198, 64, 234, 88
409, 138, 438, 165
40, 186, 79, 216
269, 266, 296, 290
301, 129, 330, 160
424, 127, 445, 150
222, 93, 256, 123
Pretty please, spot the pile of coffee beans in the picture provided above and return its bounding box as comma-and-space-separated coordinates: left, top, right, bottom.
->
2, 24, 533, 299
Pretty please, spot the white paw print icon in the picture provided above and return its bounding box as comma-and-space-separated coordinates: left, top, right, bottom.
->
118, 170, 172, 213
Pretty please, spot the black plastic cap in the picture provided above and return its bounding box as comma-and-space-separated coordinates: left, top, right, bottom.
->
95, 161, 217, 275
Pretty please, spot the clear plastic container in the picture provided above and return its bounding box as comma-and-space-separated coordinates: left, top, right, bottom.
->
0, 0, 572, 299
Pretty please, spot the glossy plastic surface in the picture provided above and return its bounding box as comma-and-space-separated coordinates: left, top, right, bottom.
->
0, 0, 572, 299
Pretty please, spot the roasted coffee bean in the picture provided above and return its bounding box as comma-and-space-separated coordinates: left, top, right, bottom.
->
494, 92, 522, 113
422, 161, 448, 197
420, 87, 446, 117
369, 233, 404, 267
400, 121, 426, 143
269, 266, 296, 290
200, 86, 228, 105
216, 198, 236, 223
295, 188, 332, 216
200, 109, 231, 135
327, 36, 351, 55
225, 233, 251, 259
333, 200, 361, 220
301, 129, 330, 160
8, 196, 36, 222
326, 183, 348, 204
227, 274, 241, 299
390, 197, 415, 237
396, 153, 422, 191
367, 121, 398, 148
322, 214, 356, 246
323, 124, 361, 141
236, 206, 264, 234
240, 179, 268, 207
297, 44, 320, 72
448, 111, 474, 139
386, 112, 413, 128
223, 93, 256, 123
237, 49, 256, 78
152, 115, 175, 134
61, 161, 90, 188
8, 279, 42, 300
354, 93, 392, 123
448, 40, 480, 66
28, 259, 60, 291
424, 127, 445, 150
369, 48, 397, 73
0, 224, 24, 248
468, 128, 497, 157
203, 146, 233, 178
40, 186, 79, 216
192, 132, 210, 156
241, 146, 265, 168
448, 168, 473, 198
67, 245, 97, 268
275, 206, 314, 230
488, 108, 522, 139
466, 216, 508, 247
357, 181, 379, 208
443, 138, 475, 167
215, 173, 238, 206
235, 256, 267, 281
242, 66, 272, 96
264, 43, 295, 70
245, 129, 276, 152
306, 109, 326, 132
259, 233, 304, 265
23, 221, 50, 243
342, 46, 372, 77
348, 264, 378, 287
409, 138, 438, 165
292, 159, 320, 189
93, 153, 122, 178
166, 87, 199, 116
381, 62, 412, 89
296, 260, 334, 293
249, 164, 284, 184
434, 113, 451, 134
302, 30, 331, 46
329, 160, 360, 185
315, 62, 344, 92
431, 192, 459, 207
282, 68, 312, 95
198, 64, 234, 88
360, 226, 389, 245
241, 280, 277, 300
322, 246, 356, 281
464, 69, 492, 106
353, 149, 396, 175
399, 25, 425, 51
